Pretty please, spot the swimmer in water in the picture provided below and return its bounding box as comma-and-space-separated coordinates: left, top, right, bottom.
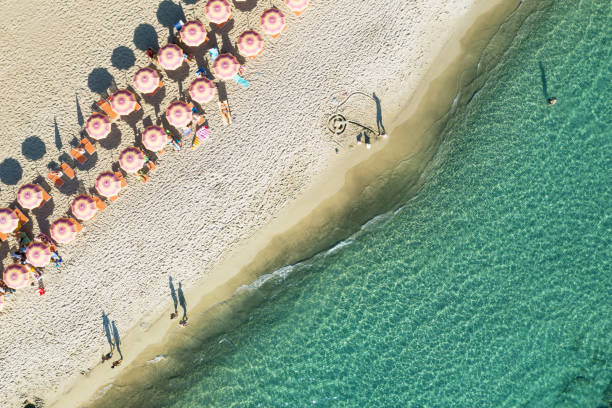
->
547, 97, 557, 105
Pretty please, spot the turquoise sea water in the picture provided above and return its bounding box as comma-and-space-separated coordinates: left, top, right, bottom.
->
93, 1, 611, 407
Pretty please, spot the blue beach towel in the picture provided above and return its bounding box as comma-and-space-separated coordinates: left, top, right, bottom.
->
233, 74, 250, 89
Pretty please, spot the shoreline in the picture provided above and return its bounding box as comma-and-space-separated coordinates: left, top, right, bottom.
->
45, 0, 526, 407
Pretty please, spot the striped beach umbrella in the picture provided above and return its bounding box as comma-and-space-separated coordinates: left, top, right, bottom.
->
119, 147, 146, 173
109, 90, 137, 116
180, 20, 208, 47
3, 264, 29, 289
237, 30, 264, 58
261, 8, 286, 37
26, 242, 51, 268
189, 78, 215, 103
71, 195, 97, 221
142, 126, 168, 152
212, 54, 239, 80
158, 44, 184, 71
166, 101, 192, 128
85, 112, 111, 140
133, 67, 161, 94
0, 208, 18, 234
205, 0, 231, 25
96, 172, 121, 198
17, 184, 43, 209
50, 218, 79, 244
285, 0, 309, 14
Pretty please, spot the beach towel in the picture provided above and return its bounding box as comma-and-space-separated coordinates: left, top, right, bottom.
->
208, 48, 219, 63
233, 74, 250, 89
192, 125, 210, 149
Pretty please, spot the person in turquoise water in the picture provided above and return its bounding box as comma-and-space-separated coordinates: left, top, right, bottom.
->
547, 97, 557, 105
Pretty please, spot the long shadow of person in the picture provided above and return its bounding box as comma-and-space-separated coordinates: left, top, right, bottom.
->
538, 61, 548, 99
102, 312, 114, 354
372, 93, 386, 136
177, 282, 187, 321
169, 275, 178, 318
111, 320, 123, 359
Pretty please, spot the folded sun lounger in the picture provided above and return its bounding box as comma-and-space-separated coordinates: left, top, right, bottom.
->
70, 148, 87, 164
60, 162, 75, 179
48, 171, 64, 187
96, 99, 120, 121
81, 138, 96, 155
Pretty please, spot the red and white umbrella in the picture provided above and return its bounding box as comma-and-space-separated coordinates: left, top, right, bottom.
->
71, 195, 97, 221
180, 20, 208, 47
3, 264, 29, 289
85, 112, 111, 140
96, 172, 121, 198
166, 101, 193, 128
17, 184, 43, 209
142, 126, 168, 152
50, 218, 79, 244
237, 30, 264, 58
212, 54, 239, 80
158, 44, 184, 70
189, 78, 215, 103
285, 0, 309, 14
0, 208, 18, 234
119, 147, 146, 173
261, 8, 286, 37
133, 67, 161, 94
109, 90, 137, 116
205, 0, 231, 25
26, 242, 51, 268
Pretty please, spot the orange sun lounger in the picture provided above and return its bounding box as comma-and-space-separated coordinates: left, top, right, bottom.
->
70, 147, 87, 164
14, 208, 29, 227
93, 196, 107, 211
60, 162, 75, 179
96, 99, 120, 121
81, 138, 96, 155
48, 171, 64, 187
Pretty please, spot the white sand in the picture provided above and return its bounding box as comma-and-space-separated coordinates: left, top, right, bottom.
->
0, 0, 480, 406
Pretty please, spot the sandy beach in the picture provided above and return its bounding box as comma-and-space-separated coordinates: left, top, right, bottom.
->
0, 0, 511, 406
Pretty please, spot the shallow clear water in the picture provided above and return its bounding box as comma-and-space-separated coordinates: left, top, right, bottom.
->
95, 0, 611, 406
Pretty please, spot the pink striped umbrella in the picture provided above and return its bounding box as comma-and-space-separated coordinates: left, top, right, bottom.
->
96, 172, 121, 198
142, 126, 168, 152
205, 0, 231, 25
158, 44, 184, 70
17, 184, 43, 209
261, 8, 286, 37
119, 147, 145, 173
212, 54, 239, 80
180, 20, 208, 47
166, 101, 192, 128
71, 195, 97, 221
85, 112, 111, 140
285, 0, 309, 14
189, 78, 215, 103
133, 67, 161, 94
237, 30, 264, 58
26, 242, 51, 268
109, 90, 137, 116
3, 264, 29, 289
0, 208, 18, 234
50, 218, 79, 244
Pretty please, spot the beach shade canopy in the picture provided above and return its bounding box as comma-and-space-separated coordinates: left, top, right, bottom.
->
285, 0, 309, 14
96, 172, 121, 198
237, 30, 264, 58
166, 100, 193, 129
17, 184, 44, 209
180, 20, 208, 47
109, 90, 137, 116
189, 78, 216, 103
85, 112, 112, 140
71, 195, 97, 221
133, 67, 161, 94
50, 218, 79, 244
119, 147, 146, 173
212, 54, 239, 80
0, 208, 18, 234
158, 44, 184, 71
205, 0, 231, 25
142, 125, 168, 152
3, 264, 29, 289
261, 8, 286, 37
26, 242, 51, 268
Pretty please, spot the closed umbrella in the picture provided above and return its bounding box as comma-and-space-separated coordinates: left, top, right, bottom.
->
26, 242, 51, 268
17, 184, 43, 209
261, 8, 286, 37
96, 172, 121, 198
285, 0, 309, 14
3, 264, 29, 289
0, 208, 18, 234
50, 218, 79, 244
205, 0, 231, 25
237, 30, 264, 59
212, 54, 239, 80
109, 90, 137, 116
85, 112, 111, 140
133, 67, 160, 94
189, 78, 215, 103
142, 126, 168, 152
158, 44, 184, 70
119, 147, 145, 173
71, 195, 97, 221
180, 20, 208, 47
166, 101, 192, 128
